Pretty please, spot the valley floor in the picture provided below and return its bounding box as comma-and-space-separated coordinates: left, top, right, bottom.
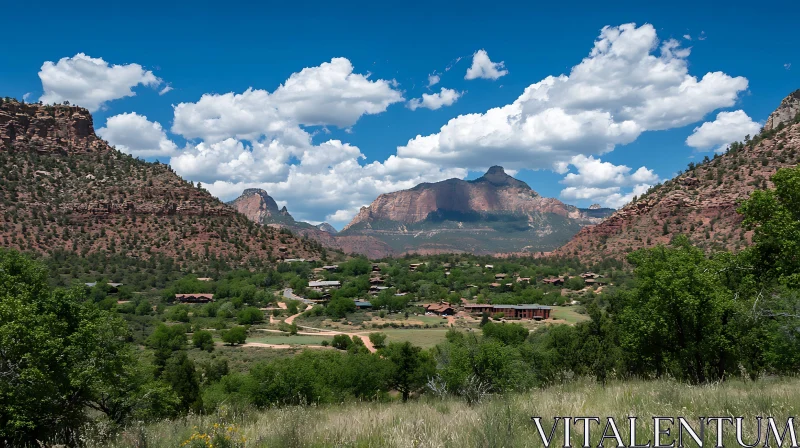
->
93, 377, 800, 448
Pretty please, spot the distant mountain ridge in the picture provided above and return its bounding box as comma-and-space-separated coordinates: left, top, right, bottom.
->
229, 189, 394, 259
339, 166, 613, 255
554, 89, 800, 262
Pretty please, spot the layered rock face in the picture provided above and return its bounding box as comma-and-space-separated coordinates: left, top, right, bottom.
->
228, 188, 285, 224
0, 99, 321, 267
0, 101, 97, 150
344, 166, 596, 230
339, 166, 612, 255
555, 90, 800, 262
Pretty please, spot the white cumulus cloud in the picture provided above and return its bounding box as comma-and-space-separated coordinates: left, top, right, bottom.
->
97, 113, 177, 158
685, 110, 761, 153
465, 49, 508, 80
561, 155, 658, 187
399, 23, 748, 172
428, 74, 440, 87
165, 57, 457, 226
559, 155, 658, 208
408, 88, 463, 111
184, 138, 466, 227
38, 53, 162, 111
172, 57, 403, 143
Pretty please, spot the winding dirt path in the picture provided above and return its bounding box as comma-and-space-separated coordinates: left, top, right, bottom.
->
284, 304, 312, 325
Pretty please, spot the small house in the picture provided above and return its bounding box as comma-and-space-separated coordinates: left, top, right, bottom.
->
423, 303, 455, 316
354, 300, 372, 309
409, 263, 423, 272
542, 277, 565, 286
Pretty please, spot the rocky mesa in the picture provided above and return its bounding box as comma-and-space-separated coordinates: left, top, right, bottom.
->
339, 166, 613, 255
0, 99, 323, 269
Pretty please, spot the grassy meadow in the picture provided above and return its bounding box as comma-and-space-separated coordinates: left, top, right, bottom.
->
91, 377, 800, 448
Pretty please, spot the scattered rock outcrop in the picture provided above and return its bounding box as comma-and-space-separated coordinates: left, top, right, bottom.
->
764, 89, 800, 131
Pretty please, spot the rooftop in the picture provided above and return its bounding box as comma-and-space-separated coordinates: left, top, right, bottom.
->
308, 280, 342, 287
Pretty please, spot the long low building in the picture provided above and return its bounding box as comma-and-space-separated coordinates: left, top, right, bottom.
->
175, 293, 214, 304
464, 304, 551, 320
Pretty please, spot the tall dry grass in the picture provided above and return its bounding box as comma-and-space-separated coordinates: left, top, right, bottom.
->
91, 377, 800, 447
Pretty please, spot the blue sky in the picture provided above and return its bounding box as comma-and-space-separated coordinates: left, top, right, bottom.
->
2, 0, 798, 228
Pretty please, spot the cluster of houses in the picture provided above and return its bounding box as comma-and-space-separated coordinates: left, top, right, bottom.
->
307, 265, 342, 303
540, 272, 608, 287
369, 264, 390, 296
162, 261, 606, 319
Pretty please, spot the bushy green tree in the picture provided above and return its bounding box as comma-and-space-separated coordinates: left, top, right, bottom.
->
565, 276, 586, 290
369, 332, 387, 349
237, 306, 265, 324
739, 166, 800, 287
161, 352, 202, 413
0, 250, 140, 444
147, 324, 188, 374
434, 331, 532, 395
383, 341, 436, 401
192, 330, 215, 352
618, 236, 744, 383
331, 334, 353, 350
326, 297, 356, 318
221, 326, 247, 345
481, 322, 529, 345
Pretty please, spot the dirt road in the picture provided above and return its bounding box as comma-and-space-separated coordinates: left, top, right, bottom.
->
284, 304, 312, 325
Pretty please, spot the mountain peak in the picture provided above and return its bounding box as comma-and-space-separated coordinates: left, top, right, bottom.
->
472, 165, 532, 190
230, 188, 280, 214
242, 188, 269, 196
316, 222, 338, 234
